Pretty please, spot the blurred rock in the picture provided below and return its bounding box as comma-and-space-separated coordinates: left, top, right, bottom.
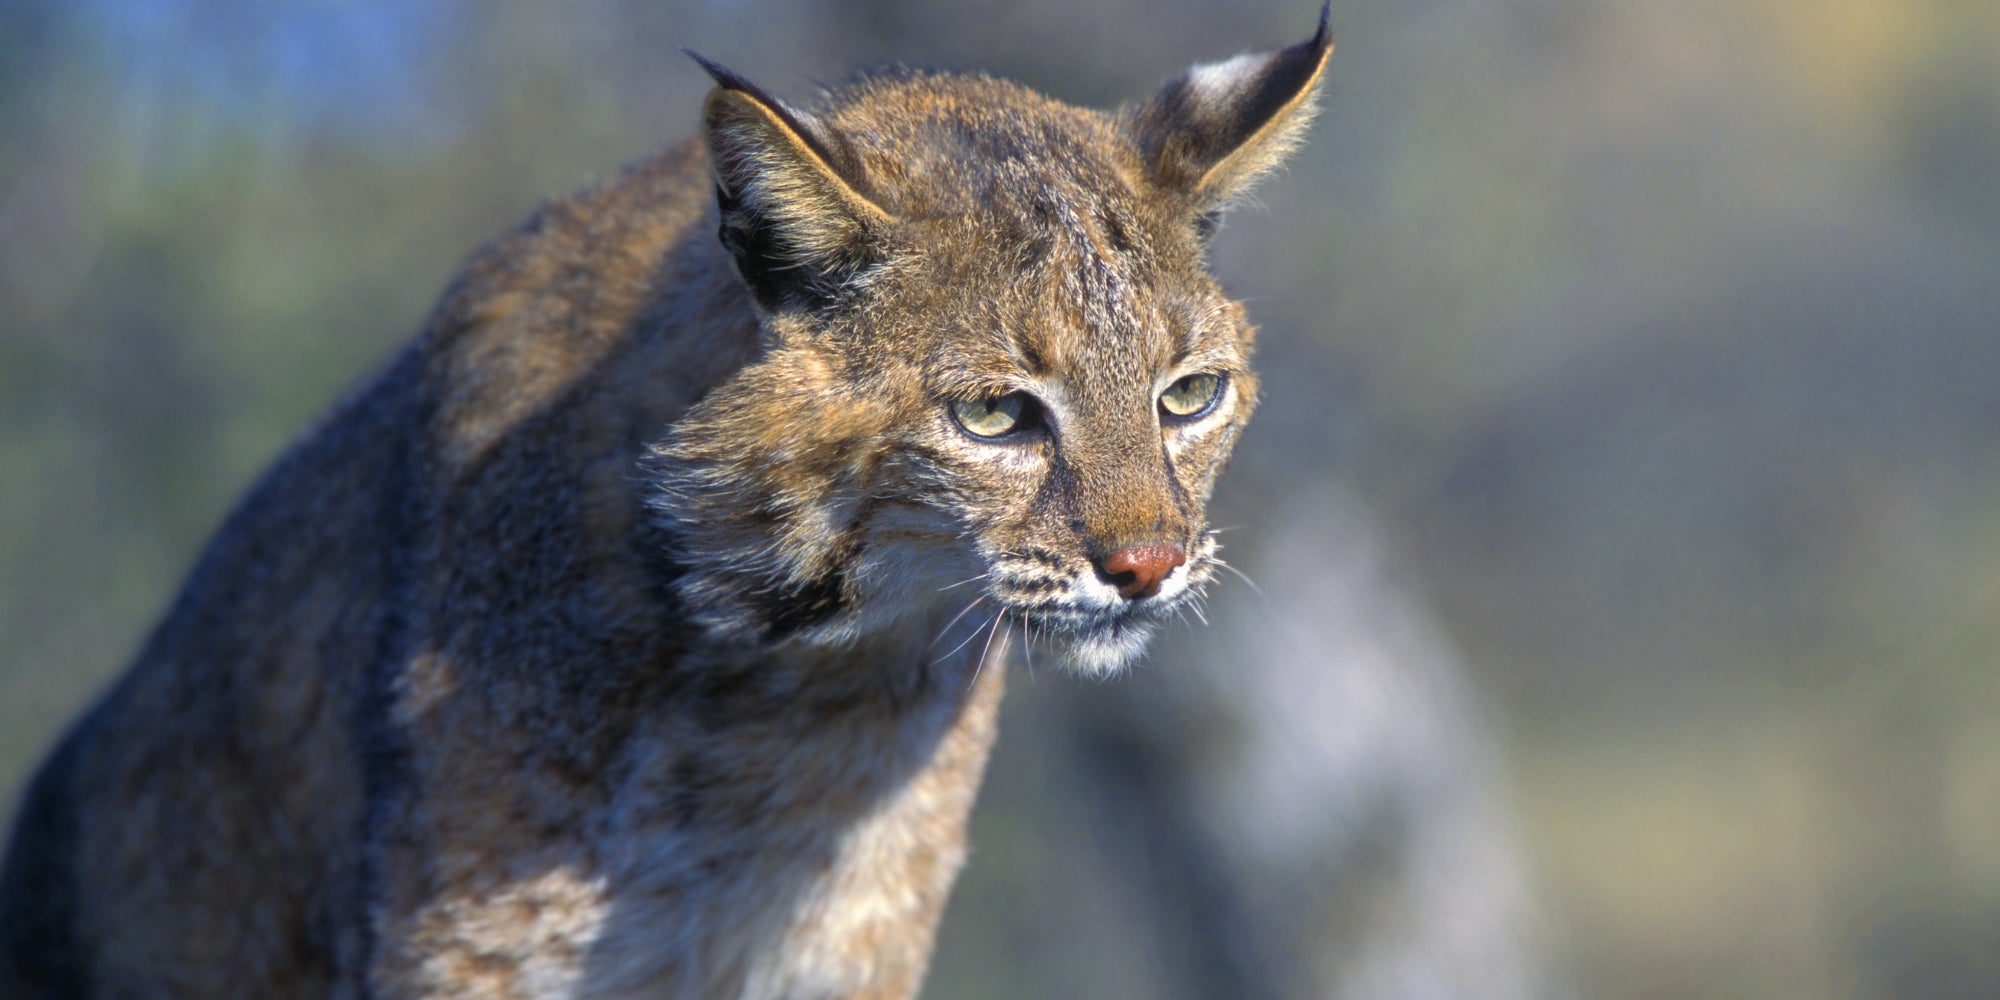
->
933, 482, 1561, 1000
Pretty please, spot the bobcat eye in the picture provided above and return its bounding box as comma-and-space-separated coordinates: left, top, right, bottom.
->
951, 392, 1035, 439
1159, 373, 1224, 421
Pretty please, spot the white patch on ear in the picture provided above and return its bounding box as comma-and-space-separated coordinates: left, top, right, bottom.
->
1185, 53, 1265, 104
1132, 12, 1332, 204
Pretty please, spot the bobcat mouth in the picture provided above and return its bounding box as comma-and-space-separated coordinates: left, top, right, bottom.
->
989, 587, 1188, 678
969, 542, 1213, 676
1016, 603, 1168, 678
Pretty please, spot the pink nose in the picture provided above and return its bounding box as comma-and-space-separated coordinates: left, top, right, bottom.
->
1098, 544, 1186, 600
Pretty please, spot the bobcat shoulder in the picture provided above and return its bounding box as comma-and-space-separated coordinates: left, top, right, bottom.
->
1, 11, 1331, 999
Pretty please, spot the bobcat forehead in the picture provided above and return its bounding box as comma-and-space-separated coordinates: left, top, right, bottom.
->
822, 73, 1145, 214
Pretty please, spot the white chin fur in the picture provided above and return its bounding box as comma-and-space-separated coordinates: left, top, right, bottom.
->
1047, 618, 1160, 679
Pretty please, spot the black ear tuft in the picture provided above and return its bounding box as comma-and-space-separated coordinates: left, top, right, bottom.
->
1132, 4, 1333, 210
685, 51, 894, 313
682, 48, 752, 96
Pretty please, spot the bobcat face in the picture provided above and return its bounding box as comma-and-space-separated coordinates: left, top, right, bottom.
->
649, 18, 1329, 675
873, 191, 1258, 674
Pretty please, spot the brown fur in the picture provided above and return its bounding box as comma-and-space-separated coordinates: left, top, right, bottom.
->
0, 11, 1332, 998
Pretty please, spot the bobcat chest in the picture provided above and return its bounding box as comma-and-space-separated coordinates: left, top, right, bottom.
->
386, 640, 1006, 1000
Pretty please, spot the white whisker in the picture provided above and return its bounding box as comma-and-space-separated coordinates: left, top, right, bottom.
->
1023, 611, 1035, 676
934, 604, 993, 664
978, 612, 1005, 666
930, 595, 989, 649
1211, 558, 1266, 600
966, 613, 1006, 691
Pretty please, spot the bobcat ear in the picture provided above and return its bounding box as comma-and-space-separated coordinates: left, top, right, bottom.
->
1131, 4, 1333, 211
685, 50, 894, 311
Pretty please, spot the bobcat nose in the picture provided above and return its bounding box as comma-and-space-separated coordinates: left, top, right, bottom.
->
1097, 543, 1186, 600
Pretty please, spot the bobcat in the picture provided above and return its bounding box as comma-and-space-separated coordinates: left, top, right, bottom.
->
1, 10, 1331, 998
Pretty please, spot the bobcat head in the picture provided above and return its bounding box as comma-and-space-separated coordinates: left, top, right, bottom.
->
648, 11, 1332, 676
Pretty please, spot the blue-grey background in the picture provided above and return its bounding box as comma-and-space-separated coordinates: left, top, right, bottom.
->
4, 1, 1998, 997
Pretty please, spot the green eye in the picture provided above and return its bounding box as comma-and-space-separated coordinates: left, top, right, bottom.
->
1160, 373, 1223, 419
952, 393, 1030, 439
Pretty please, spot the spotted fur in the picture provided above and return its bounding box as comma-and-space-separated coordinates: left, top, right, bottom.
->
1, 10, 1332, 998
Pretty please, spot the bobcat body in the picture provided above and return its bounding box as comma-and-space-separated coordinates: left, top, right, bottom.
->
1, 13, 1331, 998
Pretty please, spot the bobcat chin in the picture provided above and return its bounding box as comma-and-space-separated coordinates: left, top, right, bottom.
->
2, 9, 1331, 998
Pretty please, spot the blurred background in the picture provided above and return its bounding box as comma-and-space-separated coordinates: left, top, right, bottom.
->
3, 0, 1998, 997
